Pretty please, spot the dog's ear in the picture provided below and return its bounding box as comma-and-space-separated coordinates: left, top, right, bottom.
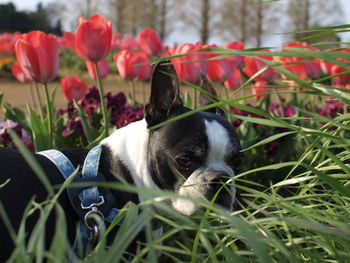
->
198, 73, 225, 116
145, 60, 182, 127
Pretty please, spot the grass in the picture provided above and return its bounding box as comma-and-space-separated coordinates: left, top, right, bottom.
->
2, 31, 350, 262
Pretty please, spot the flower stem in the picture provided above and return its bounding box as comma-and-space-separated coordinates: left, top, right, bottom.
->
43, 82, 53, 148
34, 82, 44, 119
94, 62, 109, 138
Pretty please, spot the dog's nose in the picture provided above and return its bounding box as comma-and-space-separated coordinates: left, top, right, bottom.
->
204, 172, 228, 192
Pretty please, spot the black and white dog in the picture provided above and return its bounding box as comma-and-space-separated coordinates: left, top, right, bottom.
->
0, 61, 241, 260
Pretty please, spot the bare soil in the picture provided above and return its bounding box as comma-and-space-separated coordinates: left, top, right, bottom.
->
0, 74, 249, 118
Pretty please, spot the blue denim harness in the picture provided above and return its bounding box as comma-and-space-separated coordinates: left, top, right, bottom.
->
39, 145, 120, 259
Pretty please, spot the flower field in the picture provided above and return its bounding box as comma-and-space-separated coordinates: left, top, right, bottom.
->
0, 13, 350, 262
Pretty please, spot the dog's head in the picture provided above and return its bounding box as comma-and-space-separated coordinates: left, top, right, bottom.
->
145, 61, 242, 215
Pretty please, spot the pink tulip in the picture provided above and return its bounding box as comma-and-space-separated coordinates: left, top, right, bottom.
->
224, 41, 245, 68
242, 49, 277, 82
75, 14, 112, 62
204, 44, 231, 83
252, 81, 269, 101
137, 28, 162, 57
86, 60, 110, 80
61, 76, 88, 101
171, 42, 209, 84
11, 61, 31, 83
224, 69, 242, 90
120, 34, 139, 51
14, 30, 59, 83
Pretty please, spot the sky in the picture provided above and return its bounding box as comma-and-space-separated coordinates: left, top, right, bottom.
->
1, 0, 350, 46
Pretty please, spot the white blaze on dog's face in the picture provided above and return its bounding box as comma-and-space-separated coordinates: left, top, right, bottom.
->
144, 61, 241, 215
171, 119, 237, 215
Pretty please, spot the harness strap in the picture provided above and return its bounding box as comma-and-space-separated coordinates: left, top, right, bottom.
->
38, 146, 120, 259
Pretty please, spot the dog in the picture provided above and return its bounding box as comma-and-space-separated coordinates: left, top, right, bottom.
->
0, 61, 241, 261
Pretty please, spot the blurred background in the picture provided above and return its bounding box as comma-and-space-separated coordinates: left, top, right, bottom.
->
0, 0, 349, 47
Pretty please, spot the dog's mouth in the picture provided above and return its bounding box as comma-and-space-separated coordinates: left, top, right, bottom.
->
171, 178, 235, 216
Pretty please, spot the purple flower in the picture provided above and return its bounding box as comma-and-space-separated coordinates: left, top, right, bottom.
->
62, 118, 84, 137
0, 120, 34, 151
283, 105, 296, 117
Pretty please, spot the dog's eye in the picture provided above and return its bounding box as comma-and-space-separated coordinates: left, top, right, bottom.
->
176, 156, 192, 168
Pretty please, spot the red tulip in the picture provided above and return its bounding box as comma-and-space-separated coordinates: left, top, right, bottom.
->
132, 52, 152, 80
61, 76, 88, 101
86, 60, 110, 80
252, 81, 269, 101
280, 42, 320, 80
242, 49, 277, 82
11, 61, 31, 83
137, 28, 162, 57
224, 69, 242, 90
75, 14, 112, 62
114, 50, 151, 80
320, 48, 350, 83
120, 34, 139, 51
58, 32, 76, 50
0, 32, 20, 54
224, 41, 244, 68
204, 44, 231, 83
114, 50, 136, 80
171, 42, 209, 84
331, 61, 350, 84
14, 30, 59, 83
111, 33, 121, 50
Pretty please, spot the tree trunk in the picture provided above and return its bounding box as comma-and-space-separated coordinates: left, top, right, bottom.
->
115, 0, 126, 34
240, 0, 247, 43
159, 0, 167, 41
256, 0, 263, 46
200, 0, 210, 44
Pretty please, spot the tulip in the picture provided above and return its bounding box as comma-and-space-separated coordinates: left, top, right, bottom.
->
242, 50, 277, 82
120, 34, 139, 51
11, 61, 31, 83
14, 30, 59, 83
280, 42, 320, 80
252, 81, 269, 101
114, 50, 138, 80
59, 32, 76, 50
14, 30, 59, 148
61, 76, 88, 102
0, 32, 20, 54
137, 28, 162, 57
204, 44, 231, 83
132, 53, 152, 80
224, 69, 242, 90
331, 62, 350, 84
111, 33, 121, 50
171, 42, 209, 84
75, 14, 112, 62
114, 50, 151, 80
224, 41, 244, 69
86, 60, 110, 80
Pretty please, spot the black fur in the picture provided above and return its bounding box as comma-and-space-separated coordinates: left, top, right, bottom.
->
0, 146, 138, 261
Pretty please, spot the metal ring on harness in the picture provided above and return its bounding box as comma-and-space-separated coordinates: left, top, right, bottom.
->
83, 206, 105, 231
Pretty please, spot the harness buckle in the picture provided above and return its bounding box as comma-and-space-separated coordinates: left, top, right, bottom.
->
81, 196, 105, 210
